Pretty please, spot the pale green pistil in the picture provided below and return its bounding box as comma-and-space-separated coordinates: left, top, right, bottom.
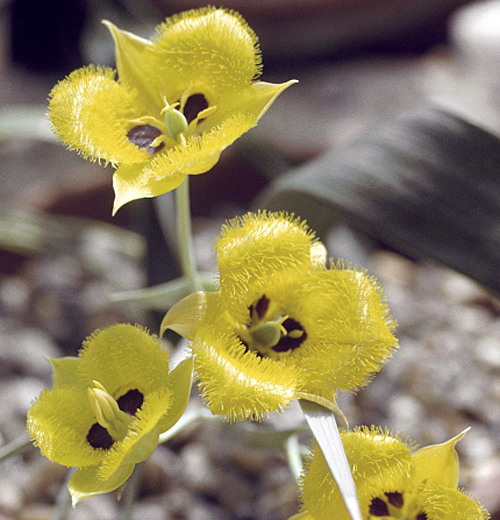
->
162, 103, 189, 141
249, 321, 284, 348
87, 381, 131, 442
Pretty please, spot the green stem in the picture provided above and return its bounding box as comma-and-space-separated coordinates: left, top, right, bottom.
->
0, 433, 34, 463
175, 177, 203, 292
52, 468, 75, 520
123, 462, 144, 520
158, 407, 217, 445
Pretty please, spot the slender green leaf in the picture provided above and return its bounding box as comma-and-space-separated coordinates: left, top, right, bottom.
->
257, 107, 500, 295
300, 399, 362, 520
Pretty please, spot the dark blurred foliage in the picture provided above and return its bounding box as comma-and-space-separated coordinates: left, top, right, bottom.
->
9, 0, 88, 75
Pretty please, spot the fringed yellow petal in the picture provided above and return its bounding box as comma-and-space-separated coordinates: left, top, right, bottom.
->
69, 463, 135, 506
209, 80, 297, 128
296, 267, 396, 393
27, 388, 104, 467
157, 356, 194, 434
413, 428, 469, 490
97, 387, 171, 480
288, 514, 314, 520
153, 7, 261, 95
193, 321, 298, 421
48, 65, 148, 165
216, 211, 321, 322
301, 427, 413, 520
418, 485, 490, 520
112, 162, 182, 215
103, 21, 162, 115
299, 427, 490, 520
154, 111, 256, 176
112, 112, 255, 213
77, 324, 171, 397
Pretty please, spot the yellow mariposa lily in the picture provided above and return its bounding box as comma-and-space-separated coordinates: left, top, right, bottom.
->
291, 427, 489, 520
162, 212, 397, 421
27, 324, 193, 504
48, 7, 296, 214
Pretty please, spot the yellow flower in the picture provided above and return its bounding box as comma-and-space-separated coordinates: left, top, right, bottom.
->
162, 212, 397, 421
293, 427, 489, 520
47, 7, 296, 214
27, 324, 193, 505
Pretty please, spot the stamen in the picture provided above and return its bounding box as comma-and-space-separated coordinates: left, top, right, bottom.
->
416, 514, 428, 520
272, 318, 307, 353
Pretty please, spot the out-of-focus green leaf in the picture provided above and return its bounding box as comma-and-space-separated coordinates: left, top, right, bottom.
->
257, 107, 500, 295
0, 106, 54, 143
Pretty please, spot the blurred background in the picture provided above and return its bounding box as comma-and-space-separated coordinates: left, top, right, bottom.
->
1, 1, 500, 519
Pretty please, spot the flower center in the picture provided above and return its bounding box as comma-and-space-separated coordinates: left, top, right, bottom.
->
86, 382, 144, 450
126, 91, 215, 152
369, 492, 428, 520
239, 295, 307, 360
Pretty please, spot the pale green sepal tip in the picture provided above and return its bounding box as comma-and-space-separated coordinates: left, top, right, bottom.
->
413, 427, 470, 489
161, 291, 215, 339
157, 356, 194, 433
101, 19, 158, 108
122, 428, 160, 466
69, 463, 135, 506
47, 356, 80, 388
296, 392, 348, 428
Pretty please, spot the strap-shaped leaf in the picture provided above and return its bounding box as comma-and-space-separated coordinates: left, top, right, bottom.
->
258, 107, 500, 295
300, 399, 362, 520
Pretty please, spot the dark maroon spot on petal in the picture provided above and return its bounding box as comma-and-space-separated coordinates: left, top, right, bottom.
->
272, 334, 302, 353
127, 124, 165, 155
385, 491, 404, 508
272, 318, 307, 353
416, 514, 428, 520
87, 422, 114, 450
281, 318, 303, 334
117, 389, 144, 416
369, 497, 389, 517
183, 93, 209, 124
254, 295, 270, 321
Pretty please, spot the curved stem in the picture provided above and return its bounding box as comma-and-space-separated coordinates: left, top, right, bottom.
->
285, 433, 304, 482
175, 177, 203, 292
123, 462, 144, 520
52, 468, 76, 520
0, 433, 33, 463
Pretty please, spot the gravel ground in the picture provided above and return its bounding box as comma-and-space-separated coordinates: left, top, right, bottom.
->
0, 216, 499, 520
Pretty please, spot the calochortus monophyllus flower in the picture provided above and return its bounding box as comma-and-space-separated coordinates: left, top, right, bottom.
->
48, 7, 296, 214
27, 324, 193, 504
162, 212, 397, 421
291, 426, 489, 520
